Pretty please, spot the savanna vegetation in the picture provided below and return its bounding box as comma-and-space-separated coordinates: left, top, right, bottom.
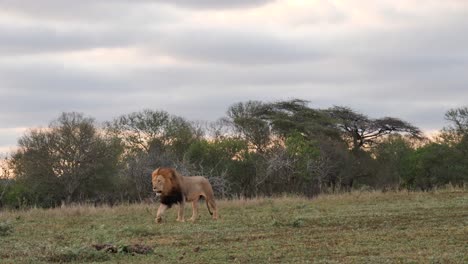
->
0, 99, 467, 208
0, 190, 466, 263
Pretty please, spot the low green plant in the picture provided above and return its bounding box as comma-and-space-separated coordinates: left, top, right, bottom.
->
45, 247, 110, 263
0, 221, 13, 236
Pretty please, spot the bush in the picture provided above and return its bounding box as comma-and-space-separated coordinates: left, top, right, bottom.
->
0, 221, 13, 236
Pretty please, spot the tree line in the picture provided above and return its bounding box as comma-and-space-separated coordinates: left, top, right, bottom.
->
0, 99, 467, 208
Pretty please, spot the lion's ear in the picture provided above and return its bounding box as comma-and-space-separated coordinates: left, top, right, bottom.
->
154, 167, 160, 175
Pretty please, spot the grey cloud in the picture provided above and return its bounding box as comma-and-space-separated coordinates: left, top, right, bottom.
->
0, 0, 180, 22
0, 0, 272, 22
0, 58, 357, 99
317, 12, 468, 106
0, 22, 326, 64
0, 63, 128, 95
0, 24, 159, 55
151, 29, 325, 65
0, 92, 117, 127
339, 12, 468, 62
0, 26, 111, 55
0, 59, 349, 128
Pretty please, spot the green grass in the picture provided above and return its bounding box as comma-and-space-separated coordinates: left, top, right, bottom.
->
0, 190, 467, 263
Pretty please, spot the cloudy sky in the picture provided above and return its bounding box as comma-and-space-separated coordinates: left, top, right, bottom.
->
1, 0, 468, 152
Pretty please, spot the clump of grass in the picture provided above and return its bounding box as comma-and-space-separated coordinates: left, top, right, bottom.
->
271, 217, 305, 228
0, 221, 13, 236
271, 219, 282, 227
45, 247, 110, 263
290, 217, 305, 228
92, 243, 154, 255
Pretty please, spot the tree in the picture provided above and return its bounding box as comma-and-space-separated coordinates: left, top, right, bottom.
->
11, 112, 122, 206
328, 106, 423, 152
165, 116, 203, 159
373, 135, 414, 189
107, 109, 200, 158
400, 143, 459, 190
262, 99, 339, 141
307, 138, 355, 193
440, 107, 468, 153
106, 109, 201, 201
225, 101, 271, 153
0, 156, 13, 207
444, 107, 468, 136
12, 129, 62, 206
430, 106, 468, 187
185, 138, 249, 197
283, 132, 320, 196
106, 109, 171, 153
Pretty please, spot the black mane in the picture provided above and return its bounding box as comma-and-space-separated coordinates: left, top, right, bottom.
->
160, 188, 183, 208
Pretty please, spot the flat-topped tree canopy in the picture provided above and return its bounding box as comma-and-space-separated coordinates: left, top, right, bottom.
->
327, 106, 423, 151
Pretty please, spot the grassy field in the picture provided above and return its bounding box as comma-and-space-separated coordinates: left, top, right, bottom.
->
0, 190, 467, 263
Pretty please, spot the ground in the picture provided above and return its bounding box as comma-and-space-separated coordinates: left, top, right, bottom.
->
0, 190, 467, 263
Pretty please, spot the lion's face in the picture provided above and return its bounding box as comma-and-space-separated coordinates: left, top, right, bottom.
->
152, 168, 178, 196
152, 173, 167, 196
152, 167, 184, 207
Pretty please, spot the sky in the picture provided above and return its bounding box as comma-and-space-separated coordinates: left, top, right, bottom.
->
1, 0, 468, 153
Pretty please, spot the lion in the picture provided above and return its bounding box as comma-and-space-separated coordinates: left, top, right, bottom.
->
151, 167, 218, 223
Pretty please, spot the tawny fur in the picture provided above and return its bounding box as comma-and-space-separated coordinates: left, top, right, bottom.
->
151, 167, 218, 223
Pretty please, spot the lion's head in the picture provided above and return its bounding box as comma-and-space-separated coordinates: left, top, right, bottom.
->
151, 167, 183, 207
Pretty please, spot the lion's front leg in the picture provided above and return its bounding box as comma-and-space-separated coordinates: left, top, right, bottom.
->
156, 204, 168, 224
177, 201, 185, 222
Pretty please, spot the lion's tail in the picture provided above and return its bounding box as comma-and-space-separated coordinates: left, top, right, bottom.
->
205, 199, 213, 216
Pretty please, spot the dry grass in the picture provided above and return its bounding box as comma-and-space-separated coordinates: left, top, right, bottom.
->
0, 189, 467, 263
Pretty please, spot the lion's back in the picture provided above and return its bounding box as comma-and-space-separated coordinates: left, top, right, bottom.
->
182, 176, 213, 200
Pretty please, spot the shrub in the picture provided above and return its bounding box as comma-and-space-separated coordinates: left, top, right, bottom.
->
0, 221, 13, 236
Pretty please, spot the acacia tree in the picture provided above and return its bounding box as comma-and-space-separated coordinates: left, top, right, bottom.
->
224, 100, 347, 196
327, 106, 423, 152
225, 101, 271, 153
261, 99, 338, 141
259, 100, 352, 195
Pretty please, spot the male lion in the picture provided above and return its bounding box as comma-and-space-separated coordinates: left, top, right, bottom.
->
151, 167, 218, 223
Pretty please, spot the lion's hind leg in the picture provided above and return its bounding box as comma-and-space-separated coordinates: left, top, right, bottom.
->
189, 198, 200, 222
176, 201, 186, 222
